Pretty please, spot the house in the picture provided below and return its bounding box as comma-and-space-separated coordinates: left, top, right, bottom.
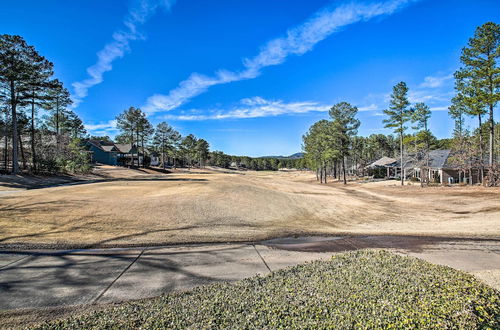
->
87, 140, 141, 166
413, 149, 482, 184
150, 152, 160, 167
366, 156, 397, 178
367, 150, 483, 184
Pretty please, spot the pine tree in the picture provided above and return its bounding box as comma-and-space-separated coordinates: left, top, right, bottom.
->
329, 102, 360, 185
181, 134, 198, 168
455, 22, 499, 166
43, 79, 72, 151
383, 82, 412, 185
25, 58, 54, 172
153, 122, 180, 169
302, 119, 337, 184
0, 34, 54, 173
411, 102, 432, 183
196, 139, 210, 167
136, 113, 153, 167
449, 95, 470, 183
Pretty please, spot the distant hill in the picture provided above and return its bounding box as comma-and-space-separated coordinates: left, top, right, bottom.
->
260, 152, 304, 159
287, 152, 304, 159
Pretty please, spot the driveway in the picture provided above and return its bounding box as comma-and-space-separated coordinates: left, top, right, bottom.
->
0, 236, 499, 311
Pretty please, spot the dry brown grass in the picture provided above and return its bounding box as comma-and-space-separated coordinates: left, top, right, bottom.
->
1, 166, 499, 247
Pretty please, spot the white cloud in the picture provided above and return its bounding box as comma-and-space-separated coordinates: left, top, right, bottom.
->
408, 91, 447, 103
161, 97, 330, 120
162, 69, 453, 122
429, 106, 449, 111
71, 0, 176, 108
84, 120, 119, 136
419, 74, 453, 88
358, 103, 378, 111
357, 72, 454, 113
143, 0, 415, 114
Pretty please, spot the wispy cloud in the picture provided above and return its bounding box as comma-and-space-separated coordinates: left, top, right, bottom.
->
419, 73, 453, 88
71, 0, 176, 108
211, 128, 258, 133
358, 103, 378, 111
354, 71, 455, 113
408, 90, 452, 104
161, 97, 330, 120
429, 106, 449, 111
143, 0, 415, 114
84, 120, 119, 136
160, 69, 454, 122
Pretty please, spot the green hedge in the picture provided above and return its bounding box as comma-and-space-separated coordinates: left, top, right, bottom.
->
36, 250, 499, 329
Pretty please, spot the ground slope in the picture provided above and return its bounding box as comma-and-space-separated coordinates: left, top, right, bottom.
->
0, 167, 499, 247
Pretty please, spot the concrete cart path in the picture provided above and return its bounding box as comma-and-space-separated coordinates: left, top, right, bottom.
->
1, 236, 499, 311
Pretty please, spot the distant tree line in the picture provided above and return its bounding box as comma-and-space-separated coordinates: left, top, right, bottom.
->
0, 34, 88, 174
208, 151, 306, 171
109, 106, 210, 169
111, 107, 309, 171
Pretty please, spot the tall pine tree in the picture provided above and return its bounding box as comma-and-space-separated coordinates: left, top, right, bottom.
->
383, 82, 412, 185
455, 22, 499, 166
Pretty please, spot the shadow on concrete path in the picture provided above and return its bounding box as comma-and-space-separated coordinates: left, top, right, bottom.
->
0, 236, 499, 311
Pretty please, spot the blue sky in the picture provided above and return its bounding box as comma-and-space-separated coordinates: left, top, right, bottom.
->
2, 0, 499, 156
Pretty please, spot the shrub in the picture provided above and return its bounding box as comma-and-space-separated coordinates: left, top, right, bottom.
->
35, 138, 91, 174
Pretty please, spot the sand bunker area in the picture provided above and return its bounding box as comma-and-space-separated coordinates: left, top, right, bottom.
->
0, 166, 499, 248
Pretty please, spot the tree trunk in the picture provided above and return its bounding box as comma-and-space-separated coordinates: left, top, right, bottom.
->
141, 136, 145, 168
3, 114, 8, 172
10, 80, 19, 174
342, 156, 347, 185
162, 146, 166, 170
425, 122, 429, 185
31, 95, 36, 172
136, 129, 140, 167
413, 133, 417, 154
478, 114, 484, 183
129, 129, 134, 167
19, 134, 27, 170
55, 97, 60, 152
399, 131, 403, 186
3, 133, 8, 172
489, 104, 494, 166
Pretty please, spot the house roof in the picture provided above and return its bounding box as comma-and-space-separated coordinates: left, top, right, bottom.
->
426, 149, 451, 169
101, 145, 117, 152
368, 150, 454, 170
114, 144, 134, 153
367, 156, 397, 168
87, 140, 135, 154
368, 149, 489, 171
87, 140, 106, 151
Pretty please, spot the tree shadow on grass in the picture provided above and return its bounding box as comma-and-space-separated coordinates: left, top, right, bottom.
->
262, 235, 500, 253
0, 174, 208, 191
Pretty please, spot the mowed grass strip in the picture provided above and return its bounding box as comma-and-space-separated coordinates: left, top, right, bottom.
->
36, 250, 499, 329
